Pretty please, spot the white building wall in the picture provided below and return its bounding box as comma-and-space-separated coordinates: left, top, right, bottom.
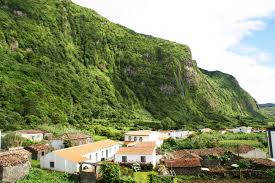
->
41, 144, 119, 173
50, 140, 64, 150
40, 152, 79, 173
115, 154, 156, 166
19, 133, 43, 142
83, 144, 120, 163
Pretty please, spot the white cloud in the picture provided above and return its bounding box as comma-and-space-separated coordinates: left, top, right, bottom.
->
73, 0, 275, 103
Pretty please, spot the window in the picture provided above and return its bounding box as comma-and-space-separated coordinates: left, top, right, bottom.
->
42, 151, 45, 156
50, 162, 55, 168
122, 156, 127, 163
128, 136, 131, 141
102, 151, 104, 157
134, 137, 137, 141
141, 156, 146, 163
96, 153, 98, 161
139, 137, 143, 142
106, 149, 108, 158
89, 155, 92, 160
32, 136, 35, 141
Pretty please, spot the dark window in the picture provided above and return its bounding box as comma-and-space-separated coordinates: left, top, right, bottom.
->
50, 162, 54, 168
141, 156, 146, 163
128, 136, 131, 141
42, 151, 45, 156
122, 156, 127, 163
139, 137, 143, 142
134, 137, 137, 141
106, 149, 108, 158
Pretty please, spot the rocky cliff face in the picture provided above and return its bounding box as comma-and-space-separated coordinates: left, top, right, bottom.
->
0, 0, 262, 130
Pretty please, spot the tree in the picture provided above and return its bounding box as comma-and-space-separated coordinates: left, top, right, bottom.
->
2, 132, 25, 149
99, 163, 120, 183
63, 140, 72, 148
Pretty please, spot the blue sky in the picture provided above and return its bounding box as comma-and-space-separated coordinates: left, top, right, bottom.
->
73, 0, 275, 103
241, 17, 275, 68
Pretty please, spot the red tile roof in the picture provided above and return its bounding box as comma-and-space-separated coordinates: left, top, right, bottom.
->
251, 159, 275, 167
165, 158, 201, 168
230, 145, 255, 154
25, 144, 50, 152
187, 148, 226, 157
170, 150, 202, 159
0, 149, 31, 167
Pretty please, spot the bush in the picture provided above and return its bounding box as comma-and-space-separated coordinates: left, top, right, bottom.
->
140, 163, 154, 171
100, 163, 121, 183
238, 159, 251, 169
148, 174, 173, 183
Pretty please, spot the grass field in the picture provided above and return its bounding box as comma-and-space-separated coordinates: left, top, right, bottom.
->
219, 140, 262, 147
134, 172, 157, 183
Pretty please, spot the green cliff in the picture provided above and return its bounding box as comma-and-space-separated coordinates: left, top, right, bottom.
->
0, 0, 263, 131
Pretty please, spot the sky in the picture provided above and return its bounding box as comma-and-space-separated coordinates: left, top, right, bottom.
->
73, 0, 275, 104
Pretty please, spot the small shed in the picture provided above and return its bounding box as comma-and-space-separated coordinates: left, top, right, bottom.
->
50, 132, 93, 150
230, 145, 266, 159
24, 144, 51, 160
165, 151, 202, 175
0, 149, 31, 182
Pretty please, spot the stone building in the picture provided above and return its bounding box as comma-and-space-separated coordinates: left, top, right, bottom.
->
165, 150, 202, 175
24, 144, 51, 160
50, 132, 93, 150
0, 149, 31, 182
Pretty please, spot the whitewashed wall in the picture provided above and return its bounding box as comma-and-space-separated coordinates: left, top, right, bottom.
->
18, 133, 43, 142
115, 154, 156, 166
40, 152, 79, 173
83, 144, 119, 163
49, 140, 64, 150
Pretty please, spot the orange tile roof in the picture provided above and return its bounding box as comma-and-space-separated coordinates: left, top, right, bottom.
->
54, 139, 119, 163
127, 141, 156, 147
125, 130, 153, 136
116, 146, 155, 155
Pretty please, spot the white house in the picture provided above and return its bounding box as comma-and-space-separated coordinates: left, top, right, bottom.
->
232, 127, 252, 134
124, 130, 163, 147
231, 145, 266, 159
15, 130, 48, 142
115, 142, 161, 167
160, 130, 191, 139
40, 139, 119, 173
267, 127, 275, 158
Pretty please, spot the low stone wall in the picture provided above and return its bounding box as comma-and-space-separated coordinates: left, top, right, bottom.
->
169, 167, 201, 176
0, 161, 30, 183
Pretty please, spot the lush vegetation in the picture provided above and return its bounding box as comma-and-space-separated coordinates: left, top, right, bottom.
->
260, 106, 275, 120
161, 132, 267, 152
99, 163, 135, 183
18, 161, 80, 183
0, 0, 265, 132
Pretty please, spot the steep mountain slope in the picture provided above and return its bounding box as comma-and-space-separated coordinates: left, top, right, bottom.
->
0, 0, 263, 131
259, 104, 275, 119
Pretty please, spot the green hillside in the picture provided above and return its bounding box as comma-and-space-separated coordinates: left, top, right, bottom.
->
0, 0, 264, 131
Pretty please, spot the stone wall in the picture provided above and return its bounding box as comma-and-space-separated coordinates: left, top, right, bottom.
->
170, 167, 201, 176
0, 162, 30, 183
